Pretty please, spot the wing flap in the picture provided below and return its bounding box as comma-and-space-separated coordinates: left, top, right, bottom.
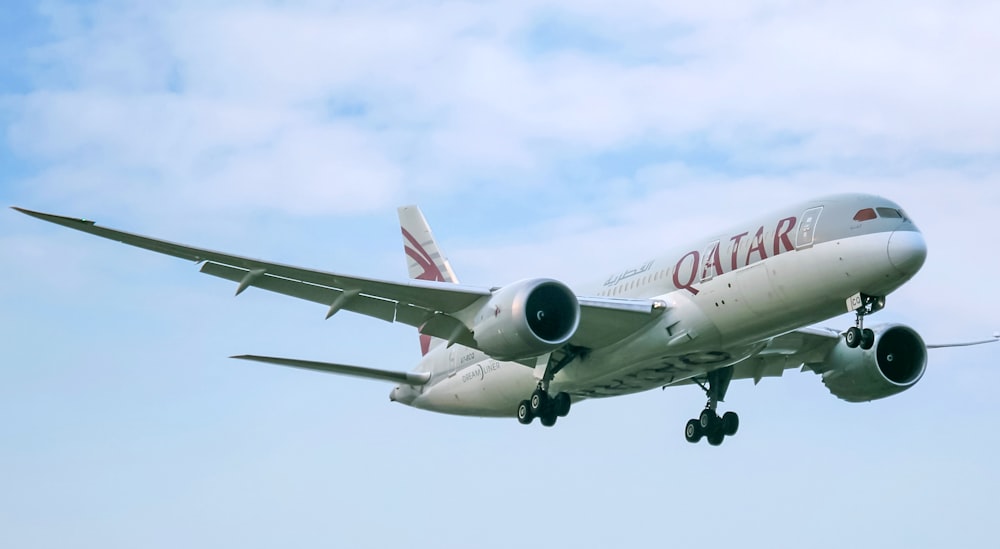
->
232, 354, 431, 385
729, 327, 841, 384
572, 296, 668, 348
200, 262, 397, 322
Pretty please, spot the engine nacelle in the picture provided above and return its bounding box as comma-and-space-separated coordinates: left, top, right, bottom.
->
818, 324, 927, 402
472, 278, 580, 361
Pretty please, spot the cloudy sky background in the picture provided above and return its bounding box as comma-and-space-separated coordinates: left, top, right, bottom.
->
2, 1, 999, 547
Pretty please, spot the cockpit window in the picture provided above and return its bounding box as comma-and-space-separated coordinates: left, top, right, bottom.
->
877, 207, 902, 218
853, 208, 877, 222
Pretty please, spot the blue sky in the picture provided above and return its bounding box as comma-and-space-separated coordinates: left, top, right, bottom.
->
2, 1, 999, 548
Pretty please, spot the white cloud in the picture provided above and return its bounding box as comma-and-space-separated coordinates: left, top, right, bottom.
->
8, 0, 1000, 219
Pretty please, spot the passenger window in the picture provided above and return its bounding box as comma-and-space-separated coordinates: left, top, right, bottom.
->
877, 207, 902, 218
853, 208, 877, 222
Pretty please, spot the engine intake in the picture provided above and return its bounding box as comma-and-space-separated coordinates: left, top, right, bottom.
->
817, 324, 927, 402
473, 278, 580, 361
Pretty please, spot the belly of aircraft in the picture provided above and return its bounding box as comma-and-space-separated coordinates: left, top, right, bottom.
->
410, 344, 762, 416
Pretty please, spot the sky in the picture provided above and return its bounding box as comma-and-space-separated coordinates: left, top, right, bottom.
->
2, 1, 999, 547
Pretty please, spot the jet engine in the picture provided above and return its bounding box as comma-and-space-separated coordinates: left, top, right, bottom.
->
816, 324, 927, 402
472, 278, 580, 361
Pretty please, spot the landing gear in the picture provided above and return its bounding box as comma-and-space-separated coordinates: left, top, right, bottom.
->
515, 347, 581, 427
684, 366, 739, 446
516, 384, 571, 427
844, 293, 883, 350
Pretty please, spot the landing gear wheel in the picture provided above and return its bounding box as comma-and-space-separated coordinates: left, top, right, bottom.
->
517, 400, 534, 425
722, 411, 739, 436
553, 392, 571, 417
699, 409, 719, 432
529, 389, 549, 416
707, 431, 725, 446
860, 328, 875, 350
845, 327, 862, 348
685, 419, 703, 443
539, 413, 557, 427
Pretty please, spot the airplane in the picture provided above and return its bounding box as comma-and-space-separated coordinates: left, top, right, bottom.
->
13, 193, 997, 446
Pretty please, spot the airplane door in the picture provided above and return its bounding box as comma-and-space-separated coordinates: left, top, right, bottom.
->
796, 207, 823, 249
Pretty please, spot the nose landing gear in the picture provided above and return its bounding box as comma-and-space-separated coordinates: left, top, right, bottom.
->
844, 293, 884, 350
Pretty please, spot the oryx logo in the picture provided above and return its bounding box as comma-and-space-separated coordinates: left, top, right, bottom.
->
402, 228, 445, 282
402, 227, 447, 356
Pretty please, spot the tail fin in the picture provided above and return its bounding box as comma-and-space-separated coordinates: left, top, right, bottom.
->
398, 206, 459, 355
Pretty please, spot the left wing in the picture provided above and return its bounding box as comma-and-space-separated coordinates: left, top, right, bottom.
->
726, 327, 998, 385
14, 207, 665, 354
728, 327, 842, 384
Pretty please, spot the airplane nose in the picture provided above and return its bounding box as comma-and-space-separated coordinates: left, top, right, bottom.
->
887, 229, 927, 276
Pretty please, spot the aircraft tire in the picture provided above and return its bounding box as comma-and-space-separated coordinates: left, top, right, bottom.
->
845, 327, 862, 348
530, 389, 549, 416
722, 411, 739, 436
517, 400, 534, 425
553, 392, 571, 417
540, 413, 557, 427
707, 431, 725, 446
685, 419, 702, 443
860, 328, 875, 350
699, 409, 718, 432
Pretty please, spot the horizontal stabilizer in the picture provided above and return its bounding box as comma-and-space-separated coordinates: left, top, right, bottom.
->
231, 355, 431, 385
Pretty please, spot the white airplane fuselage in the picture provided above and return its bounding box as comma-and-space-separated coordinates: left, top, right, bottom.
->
392, 194, 927, 416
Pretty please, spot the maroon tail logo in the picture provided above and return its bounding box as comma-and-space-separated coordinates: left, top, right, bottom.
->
402, 228, 446, 355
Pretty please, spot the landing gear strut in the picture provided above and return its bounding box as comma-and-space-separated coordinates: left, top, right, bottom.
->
844, 293, 884, 350
684, 366, 739, 446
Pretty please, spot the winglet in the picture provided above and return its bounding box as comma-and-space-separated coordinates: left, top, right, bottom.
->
12, 207, 96, 226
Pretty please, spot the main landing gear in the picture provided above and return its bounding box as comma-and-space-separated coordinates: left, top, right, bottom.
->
517, 384, 571, 427
684, 366, 739, 446
516, 346, 582, 427
844, 293, 885, 350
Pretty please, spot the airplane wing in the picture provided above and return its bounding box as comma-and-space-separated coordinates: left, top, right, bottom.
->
726, 327, 999, 384
926, 334, 1000, 348
231, 355, 431, 385
14, 207, 663, 353
727, 327, 842, 384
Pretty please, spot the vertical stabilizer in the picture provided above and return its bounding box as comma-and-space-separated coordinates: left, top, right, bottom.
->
399, 206, 458, 284
398, 206, 459, 355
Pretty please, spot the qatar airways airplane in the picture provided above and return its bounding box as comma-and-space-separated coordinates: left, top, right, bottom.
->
14, 194, 996, 445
